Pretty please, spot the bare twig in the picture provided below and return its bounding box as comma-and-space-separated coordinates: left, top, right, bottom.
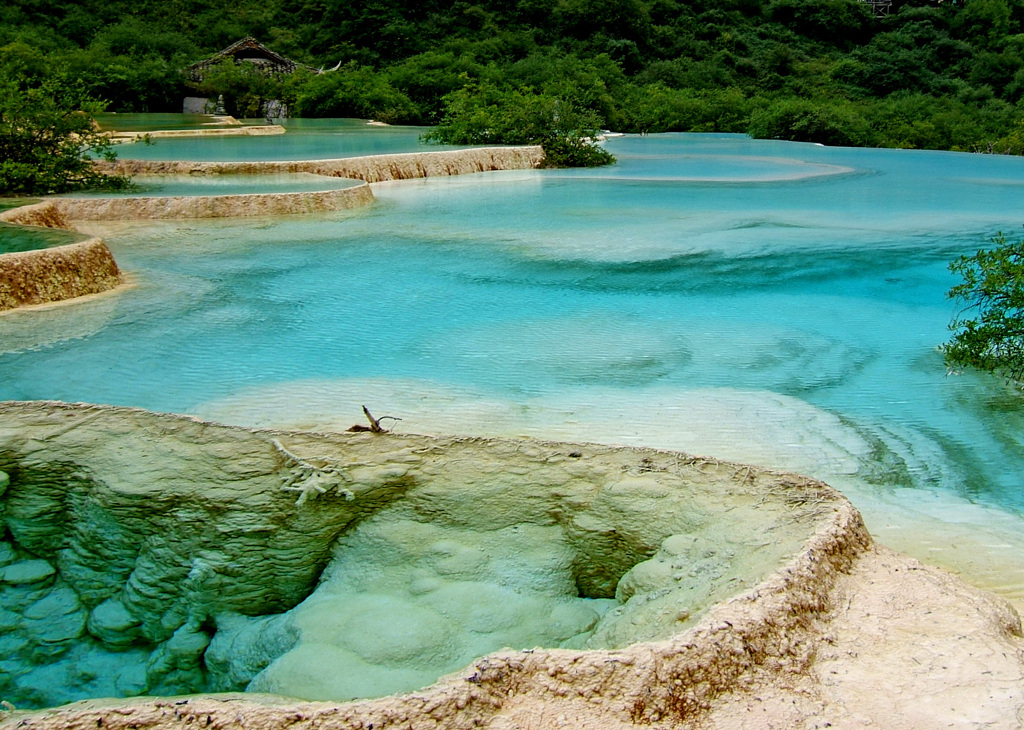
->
347, 405, 401, 433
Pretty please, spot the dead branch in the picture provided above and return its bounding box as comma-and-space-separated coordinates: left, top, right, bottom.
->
347, 405, 401, 433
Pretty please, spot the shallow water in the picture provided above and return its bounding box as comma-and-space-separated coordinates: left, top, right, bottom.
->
112, 118, 460, 161
0, 222, 86, 254
3, 132, 1024, 610
95, 112, 240, 132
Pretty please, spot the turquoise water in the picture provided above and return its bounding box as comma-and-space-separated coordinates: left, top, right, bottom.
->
114, 118, 460, 161
59, 173, 363, 198
95, 112, 239, 132
4, 132, 1024, 600
0, 222, 85, 254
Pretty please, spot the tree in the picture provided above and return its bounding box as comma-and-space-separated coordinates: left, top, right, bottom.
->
288, 64, 419, 123
423, 82, 615, 167
765, 0, 874, 49
0, 66, 129, 195
943, 232, 1024, 383
747, 98, 873, 146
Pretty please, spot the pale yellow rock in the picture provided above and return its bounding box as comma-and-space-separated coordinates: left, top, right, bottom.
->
97, 146, 546, 182
0, 238, 123, 311
0, 202, 123, 311
107, 126, 286, 143
49, 183, 375, 221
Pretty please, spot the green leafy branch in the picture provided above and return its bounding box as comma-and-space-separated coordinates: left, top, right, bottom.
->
943, 231, 1024, 384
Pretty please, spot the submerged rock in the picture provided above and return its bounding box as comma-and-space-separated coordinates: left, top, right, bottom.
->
1, 560, 55, 586
0, 541, 17, 567
87, 597, 144, 647
24, 587, 87, 644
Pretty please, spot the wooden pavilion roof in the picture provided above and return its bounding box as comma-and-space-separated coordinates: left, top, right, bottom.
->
186, 37, 315, 81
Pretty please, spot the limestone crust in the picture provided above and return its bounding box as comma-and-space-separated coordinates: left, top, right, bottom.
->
0, 400, 858, 712
95, 146, 545, 183
49, 184, 375, 221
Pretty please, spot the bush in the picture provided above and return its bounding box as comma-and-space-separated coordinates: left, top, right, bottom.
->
747, 98, 873, 146
765, 0, 874, 48
288, 64, 419, 123
424, 83, 615, 167
541, 133, 615, 167
623, 84, 752, 133
943, 232, 1024, 383
0, 66, 129, 195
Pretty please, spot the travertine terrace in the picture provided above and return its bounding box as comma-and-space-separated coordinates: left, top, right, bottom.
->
0, 146, 544, 310
0, 204, 122, 311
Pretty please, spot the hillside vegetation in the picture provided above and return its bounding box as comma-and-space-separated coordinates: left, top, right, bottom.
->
3, 0, 1024, 151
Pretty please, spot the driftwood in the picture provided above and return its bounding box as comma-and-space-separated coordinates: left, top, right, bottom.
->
347, 405, 400, 433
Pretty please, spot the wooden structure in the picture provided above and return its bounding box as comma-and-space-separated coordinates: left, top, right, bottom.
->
864, 0, 892, 15
186, 38, 313, 81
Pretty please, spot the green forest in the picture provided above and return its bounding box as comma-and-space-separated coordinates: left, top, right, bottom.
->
4, 0, 1024, 151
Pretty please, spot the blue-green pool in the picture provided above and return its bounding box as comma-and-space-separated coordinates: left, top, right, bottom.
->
113, 118, 462, 161
4, 131, 1024, 607
0, 221, 86, 254
95, 112, 243, 132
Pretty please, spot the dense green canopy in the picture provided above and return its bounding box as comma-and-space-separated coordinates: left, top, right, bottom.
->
3, 0, 1024, 150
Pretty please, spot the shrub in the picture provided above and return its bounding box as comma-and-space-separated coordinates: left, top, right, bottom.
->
424, 83, 615, 167
747, 98, 873, 146
0, 66, 129, 195
943, 232, 1024, 383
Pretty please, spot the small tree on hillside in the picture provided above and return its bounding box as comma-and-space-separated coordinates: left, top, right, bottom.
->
943, 232, 1024, 383
0, 69, 129, 195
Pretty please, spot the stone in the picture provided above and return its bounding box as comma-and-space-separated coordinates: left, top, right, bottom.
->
0, 630, 30, 660
0, 541, 17, 567
0, 608, 22, 632
113, 662, 148, 696
24, 587, 82, 622
145, 625, 211, 696
87, 598, 144, 648
24, 587, 87, 644
1, 583, 52, 611
0, 400, 858, 711
28, 611, 87, 645
205, 613, 298, 692
0, 238, 122, 312
97, 146, 546, 184
164, 624, 211, 660
1, 560, 56, 585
